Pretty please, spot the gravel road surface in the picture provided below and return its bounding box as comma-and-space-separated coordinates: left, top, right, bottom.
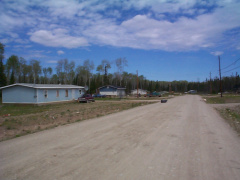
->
1, 95, 240, 180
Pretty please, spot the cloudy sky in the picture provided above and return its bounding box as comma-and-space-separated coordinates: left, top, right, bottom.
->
1, 0, 240, 81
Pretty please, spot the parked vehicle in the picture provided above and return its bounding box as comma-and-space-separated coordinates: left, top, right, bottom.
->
144, 91, 161, 97
78, 94, 95, 103
92, 94, 106, 98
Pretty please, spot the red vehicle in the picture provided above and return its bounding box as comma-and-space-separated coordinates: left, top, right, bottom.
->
78, 94, 95, 103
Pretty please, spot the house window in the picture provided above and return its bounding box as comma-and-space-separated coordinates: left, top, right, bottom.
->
56, 90, 59, 97
44, 90, 48, 98
65, 90, 68, 97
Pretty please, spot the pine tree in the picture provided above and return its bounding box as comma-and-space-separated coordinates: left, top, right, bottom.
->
0, 42, 7, 87
10, 71, 15, 84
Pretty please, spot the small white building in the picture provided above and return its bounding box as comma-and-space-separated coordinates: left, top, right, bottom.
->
131, 89, 147, 95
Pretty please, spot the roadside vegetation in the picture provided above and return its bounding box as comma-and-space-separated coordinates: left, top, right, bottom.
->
203, 95, 240, 104
218, 106, 240, 134
0, 100, 156, 141
95, 95, 171, 101
202, 94, 240, 134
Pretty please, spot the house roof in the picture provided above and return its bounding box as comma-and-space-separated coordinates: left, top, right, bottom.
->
98, 85, 126, 90
0, 83, 84, 89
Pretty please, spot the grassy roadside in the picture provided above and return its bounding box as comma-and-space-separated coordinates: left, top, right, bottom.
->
94, 97, 123, 101
202, 95, 240, 135
94, 95, 172, 101
0, 104, 54, 116
0, 101, 156, 141
218, 106, 240, 135
203, 95, 240, 104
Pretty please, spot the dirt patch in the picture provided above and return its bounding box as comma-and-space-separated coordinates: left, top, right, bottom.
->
0, 101, 155, 141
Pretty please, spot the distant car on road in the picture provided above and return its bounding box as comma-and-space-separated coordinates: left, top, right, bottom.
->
78, 94, 95, 103
92, 94, 106, 98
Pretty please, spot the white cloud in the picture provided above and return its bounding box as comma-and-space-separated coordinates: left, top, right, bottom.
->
30, 29, 89, 48
15, 39, 29, 44
57, 50, 64, 55
121, 0, 200, 15
0, 38, 10, 44
0, 14, 24, 33
211, 51, 224, 56
13, 45, 32, 48
1, 0, 240, 51
83, 3, 240, 51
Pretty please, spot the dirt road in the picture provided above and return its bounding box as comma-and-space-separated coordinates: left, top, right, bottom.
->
1, 95, 240, 180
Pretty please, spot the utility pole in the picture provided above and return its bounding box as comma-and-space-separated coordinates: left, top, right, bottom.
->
137, 70, 139, 98
218, 56, 222, 97
210, 72, 212, 94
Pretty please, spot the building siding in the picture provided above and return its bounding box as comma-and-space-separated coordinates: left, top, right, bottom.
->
1, 84, 85, 104
100, 91, 117, 96
2, 86, 36, 103
117, 89, 125, 96
37, 89, 83, 103
99, 86, 116, 92
99, 86, 125, 96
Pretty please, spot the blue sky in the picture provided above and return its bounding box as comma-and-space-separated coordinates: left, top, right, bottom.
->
0, 0, 240, 82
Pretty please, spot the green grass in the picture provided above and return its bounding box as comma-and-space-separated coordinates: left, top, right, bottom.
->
94, 95, 170, 101
94, 97, 124, 101
204, 95, 240, 104
2, 118, 18, 130
0, 102, 77, 116
0, 104, 51, 116
224, 108, 240, 120
217, 106, 240, 134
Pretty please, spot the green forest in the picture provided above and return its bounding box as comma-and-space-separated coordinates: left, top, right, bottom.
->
1, 42, 239, 94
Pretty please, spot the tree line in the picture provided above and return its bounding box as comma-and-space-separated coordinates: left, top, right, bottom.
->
0, 42, 239, 94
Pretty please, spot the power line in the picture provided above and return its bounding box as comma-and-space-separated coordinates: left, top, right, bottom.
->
209, 57, 240, 77
222, 65, 240, 74
221, 57, 240, 70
